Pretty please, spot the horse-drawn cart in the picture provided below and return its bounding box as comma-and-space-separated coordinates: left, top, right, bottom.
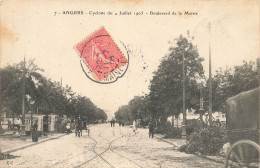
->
224, 88, 260, 168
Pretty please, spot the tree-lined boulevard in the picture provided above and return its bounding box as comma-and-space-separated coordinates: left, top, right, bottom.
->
0, 123, 223, 168
0, 59, 107, 132
0, 32, 259, 168
115, 35, 259, 130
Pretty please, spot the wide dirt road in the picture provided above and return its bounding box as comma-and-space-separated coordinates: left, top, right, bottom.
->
1, 123, 223, 168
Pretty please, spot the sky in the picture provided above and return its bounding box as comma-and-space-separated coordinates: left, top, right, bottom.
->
1, 0, 259, 119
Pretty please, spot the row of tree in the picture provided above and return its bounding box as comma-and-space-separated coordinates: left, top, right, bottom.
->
0, 59, 107, 123
115, 34, 259, 126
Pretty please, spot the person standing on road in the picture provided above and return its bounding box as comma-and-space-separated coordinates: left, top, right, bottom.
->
148, 120, 155, 138
75, 118, 82, 137
75, 122, 79, 137
7, 120, 11, 130
133, 120, 137, 133
80, 120, 83, 136
66, 123, 71, 134
112, 120, 115, 127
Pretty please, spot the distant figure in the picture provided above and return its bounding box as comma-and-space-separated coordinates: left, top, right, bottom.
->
43, 122, 48, 135
75, 123, 80, 137
7, 120, 11, 130
32, 121, 39, 142
75, 118, 82, 137
16, 117, 22, 134
66, 123, 71, 134
110, 120, 113, 127
149, 120, 155, 138
113, 120, 115, 127
133, 120, 137, 132
86, 124, 90, 136
80, 121, 83, 136
33, 121, 38, 131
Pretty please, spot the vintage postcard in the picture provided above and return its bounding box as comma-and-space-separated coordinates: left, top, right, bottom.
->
0, 0, 259, 167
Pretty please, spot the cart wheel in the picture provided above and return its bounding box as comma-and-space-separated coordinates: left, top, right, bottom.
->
224, 140, 260, 168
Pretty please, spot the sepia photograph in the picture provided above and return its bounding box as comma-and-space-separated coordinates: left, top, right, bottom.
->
0, 0, 259, 167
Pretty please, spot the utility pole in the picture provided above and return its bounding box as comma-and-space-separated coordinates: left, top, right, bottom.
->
199, 87, 204, 129
181, 49, 186, 140
21, 56, 26, 136
208, 22, 213, 125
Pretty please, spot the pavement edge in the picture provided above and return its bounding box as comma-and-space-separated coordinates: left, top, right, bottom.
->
2, 134, 67, 154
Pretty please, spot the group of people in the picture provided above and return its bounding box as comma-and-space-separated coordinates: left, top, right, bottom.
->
6, 116, 22, 134
131, 120, 155, 138
5, 116, 40, 136
110, 120, 125, 127
65, 118, 86, 137
110, 119, 115, 127
65, 118, 156, 138
109, 119, 155, 138
75, 119, 83, 137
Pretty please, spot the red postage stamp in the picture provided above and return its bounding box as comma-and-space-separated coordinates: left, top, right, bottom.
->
75, 27, 128, 84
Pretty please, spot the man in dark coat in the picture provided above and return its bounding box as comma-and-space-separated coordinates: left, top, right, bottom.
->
148, 120, 155, 138
32, 121, 39, 142
75, 119, 82, 137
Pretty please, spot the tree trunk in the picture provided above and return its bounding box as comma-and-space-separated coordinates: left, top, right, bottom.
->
177, 117, 178, 128
12, 112, 15, 130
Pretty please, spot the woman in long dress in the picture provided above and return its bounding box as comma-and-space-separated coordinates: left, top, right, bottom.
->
133, 120, 137, 133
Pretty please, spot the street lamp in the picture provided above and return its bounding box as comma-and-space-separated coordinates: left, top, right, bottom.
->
180, 32, 194, 140
208, 22, 213, 125
181, 49, 187, 140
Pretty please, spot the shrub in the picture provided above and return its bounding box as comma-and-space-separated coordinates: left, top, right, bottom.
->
154, 121, 169, 134
154, 124, 165, 134
186, 119, 200, 136
154, 122, 182, 139
181, 126, 225, 156
164, 127, 182, 139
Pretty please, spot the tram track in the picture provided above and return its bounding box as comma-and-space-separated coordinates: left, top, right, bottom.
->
75, 124, 143, 168
102, 126, 143, 168
75, 124, 112, 168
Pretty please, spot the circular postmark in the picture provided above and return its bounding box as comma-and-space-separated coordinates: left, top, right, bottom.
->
75, 27, 129, 84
